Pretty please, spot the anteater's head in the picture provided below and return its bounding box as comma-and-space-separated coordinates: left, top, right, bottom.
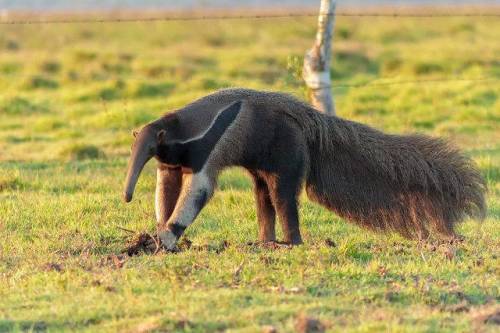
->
123, 123, 171, 203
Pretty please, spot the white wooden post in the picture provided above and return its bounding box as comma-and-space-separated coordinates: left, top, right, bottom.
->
303, 0, 336, 115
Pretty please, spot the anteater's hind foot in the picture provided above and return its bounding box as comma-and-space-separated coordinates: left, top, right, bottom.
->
264, 167, 304, 245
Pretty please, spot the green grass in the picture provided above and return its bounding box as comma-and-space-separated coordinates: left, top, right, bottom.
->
0, 11, 499, 332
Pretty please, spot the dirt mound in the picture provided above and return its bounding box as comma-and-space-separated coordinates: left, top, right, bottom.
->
122, 232, 163, 256
121, 232, 198, 256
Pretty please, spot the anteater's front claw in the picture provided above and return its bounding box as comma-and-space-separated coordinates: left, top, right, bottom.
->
158, 230, 179, 252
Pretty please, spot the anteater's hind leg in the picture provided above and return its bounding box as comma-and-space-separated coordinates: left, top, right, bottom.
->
250, 171, 276, 242
155, 164, 183, 228
266, 171, 303, 245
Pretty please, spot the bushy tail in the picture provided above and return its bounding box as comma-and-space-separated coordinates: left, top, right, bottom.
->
294, 109, 486, 239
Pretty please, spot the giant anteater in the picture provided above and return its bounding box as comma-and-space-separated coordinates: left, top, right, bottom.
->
123, 88, 486, 250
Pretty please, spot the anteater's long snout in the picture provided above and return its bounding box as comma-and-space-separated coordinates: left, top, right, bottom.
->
123, 191, 133, 203
123, 142, 153, 203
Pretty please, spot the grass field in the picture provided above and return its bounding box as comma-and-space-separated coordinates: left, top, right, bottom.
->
0, 10, 499, 332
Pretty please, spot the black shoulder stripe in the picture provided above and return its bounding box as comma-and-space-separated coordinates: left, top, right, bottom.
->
180, 100, 243, 172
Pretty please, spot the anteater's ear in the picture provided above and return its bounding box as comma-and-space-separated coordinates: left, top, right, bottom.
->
132, 130, 139, 138
157, 129, 166, 144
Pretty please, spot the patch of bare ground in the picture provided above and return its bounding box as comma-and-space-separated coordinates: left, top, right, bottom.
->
294, 313, 326, 333
121, 231, 229, 256
123, 232, 162, 256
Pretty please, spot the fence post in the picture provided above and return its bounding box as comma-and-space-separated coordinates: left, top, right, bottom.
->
303, 0, 336, 115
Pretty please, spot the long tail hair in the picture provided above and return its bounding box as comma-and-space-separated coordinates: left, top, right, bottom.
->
282, 102, 487, 239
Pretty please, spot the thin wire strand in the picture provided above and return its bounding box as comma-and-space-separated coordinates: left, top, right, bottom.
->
332, 76, 498, 88
1, 12, 500, 25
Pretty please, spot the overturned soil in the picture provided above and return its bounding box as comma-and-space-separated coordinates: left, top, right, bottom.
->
122, 232, 164, 256
121, 232, 228, 256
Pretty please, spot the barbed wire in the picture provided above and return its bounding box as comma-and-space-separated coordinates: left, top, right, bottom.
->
332, 76, 498, 88
1, 11, 500, 25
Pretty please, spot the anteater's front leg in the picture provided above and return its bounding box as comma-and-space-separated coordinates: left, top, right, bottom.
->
155, 164, 183, 228
158, 171, 215, 250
